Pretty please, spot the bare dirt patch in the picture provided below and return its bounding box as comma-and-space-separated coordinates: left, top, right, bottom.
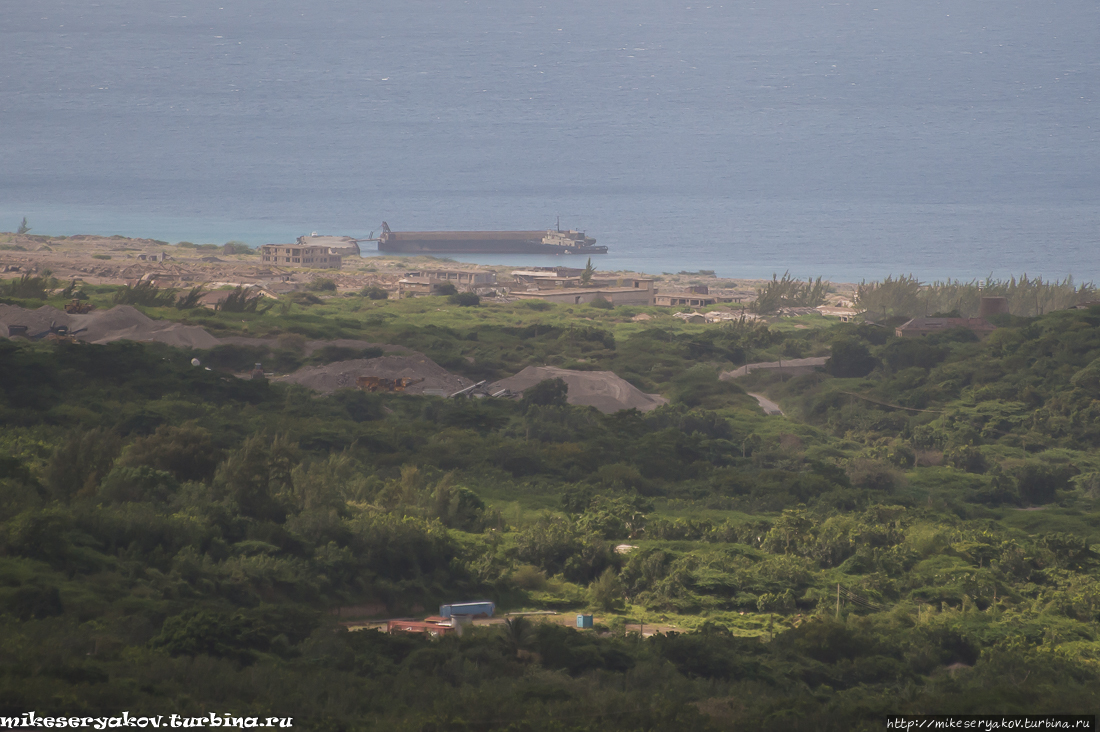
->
0, 303, 219, 348
489, 365, 667, 413
277, 355, 472, 394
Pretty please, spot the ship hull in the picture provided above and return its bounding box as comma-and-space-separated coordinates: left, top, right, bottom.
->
378, 230, 606, 255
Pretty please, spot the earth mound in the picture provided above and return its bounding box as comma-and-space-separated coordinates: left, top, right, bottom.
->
0, 304, 72, 335
489, 366, 667, 413
277, 355, 472, 394
0, 304, 219, 348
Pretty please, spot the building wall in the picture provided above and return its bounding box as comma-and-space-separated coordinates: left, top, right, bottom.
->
512, 288, 654, 306
260, 245, 341, 269
655, 294, 717, 307
405, 269, 497, 286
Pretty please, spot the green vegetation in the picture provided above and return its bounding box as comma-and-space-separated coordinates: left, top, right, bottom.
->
223, 241, 253, 255
1, 278, 1099, 727
114, 280, 178, 307
856, 274, 1095, 319
750, 271, 829, 314
448, 291, 480, 307
216, 286, 270, 313
4, 274, 56, 300
581, 257, 595, 285
362, 285, 389, 300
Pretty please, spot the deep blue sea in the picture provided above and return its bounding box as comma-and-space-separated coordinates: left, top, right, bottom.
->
1, 0, 1097, 282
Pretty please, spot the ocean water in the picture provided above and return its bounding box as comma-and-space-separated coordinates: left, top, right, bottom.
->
1, 0, 1097, 282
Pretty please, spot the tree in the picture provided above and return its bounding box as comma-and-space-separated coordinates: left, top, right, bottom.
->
150, 609, 261, 664
218, 286, 270, 313
500, 616, 534, 659
589, 567, 624, 611
581, 258, 595, 285
176, 286, 207, 309
436, 282, 458, 296
17, 217, 30, 235
44, 428, 122, 500
825, 338, 878, 378
362, 285, 389, 300
1015, 462, 1076, 505
214, 434, 297, 522
449, 292, 480, 307
119, 425, 222, 483
223, 241, 253, 255
854, 275, 923, 319
522, 378, 569, 407
749, 272, 829, 313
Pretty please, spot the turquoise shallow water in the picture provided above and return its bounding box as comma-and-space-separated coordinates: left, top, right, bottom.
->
2, 1, 1097, 282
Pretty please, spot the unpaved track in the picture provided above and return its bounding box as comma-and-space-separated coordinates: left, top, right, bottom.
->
747, 393, 784, 415
720, 356, 827, 380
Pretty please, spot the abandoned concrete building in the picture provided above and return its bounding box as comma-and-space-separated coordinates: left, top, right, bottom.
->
510, 279, 655, 306
510, 267, 584, 284
404, 269, 498, 287
397, 268, 498, 297
654, 293, 719, 308
259, 244, 342, 269
295, 235, 361, 257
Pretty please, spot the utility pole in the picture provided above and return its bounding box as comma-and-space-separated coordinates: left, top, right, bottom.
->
836, 583, 840, 620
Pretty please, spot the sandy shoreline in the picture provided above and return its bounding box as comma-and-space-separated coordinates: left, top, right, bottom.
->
0, 231, 859, 305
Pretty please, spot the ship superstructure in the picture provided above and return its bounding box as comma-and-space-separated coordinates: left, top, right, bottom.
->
376, 222, 607, 255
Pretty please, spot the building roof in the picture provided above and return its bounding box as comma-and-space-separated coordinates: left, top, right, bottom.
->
510, 287, 648, 297
405, 269, 495, 277
297, 234, 359, 247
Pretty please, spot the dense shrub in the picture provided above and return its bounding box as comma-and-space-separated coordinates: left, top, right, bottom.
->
449, 292, 480, 307
825, 339, 878, 378
362, 286, 389, 300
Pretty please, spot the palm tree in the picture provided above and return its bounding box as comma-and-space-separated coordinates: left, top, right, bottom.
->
500, 616, 533, 658
581, 258, 595, 286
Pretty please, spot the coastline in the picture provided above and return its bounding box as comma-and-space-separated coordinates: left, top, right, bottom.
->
0, 232, 860, 306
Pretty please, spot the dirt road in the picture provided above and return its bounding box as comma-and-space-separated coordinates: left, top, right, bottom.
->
747, 393, 784, 416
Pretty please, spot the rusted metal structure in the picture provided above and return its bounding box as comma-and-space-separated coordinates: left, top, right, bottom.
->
355, 376, 425, 393
376, 222, 607, 255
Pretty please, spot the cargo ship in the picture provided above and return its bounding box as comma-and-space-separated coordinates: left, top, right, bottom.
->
375, 221, 607, 255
